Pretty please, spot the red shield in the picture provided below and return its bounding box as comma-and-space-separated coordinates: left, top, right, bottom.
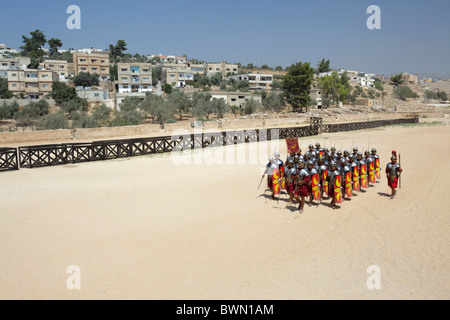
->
345, 171, 352, 197
352, 166, 360, 191
375, 158, 381, 179
360, 164, 368, 188
369, 161, 376, 183
323, 170, 328, 195
335, 175, 342, 204
272, 169, 281, 195
311, 173, 320, 201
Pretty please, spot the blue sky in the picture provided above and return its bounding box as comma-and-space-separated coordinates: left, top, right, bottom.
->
1, 0, 449, 75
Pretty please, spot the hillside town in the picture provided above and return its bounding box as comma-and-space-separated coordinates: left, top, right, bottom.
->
0, 34, 449, 133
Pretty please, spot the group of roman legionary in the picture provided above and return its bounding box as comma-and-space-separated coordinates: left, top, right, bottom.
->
262, 140, 403, 213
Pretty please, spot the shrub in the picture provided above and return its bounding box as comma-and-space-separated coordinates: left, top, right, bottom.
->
37, 113, 69, 130
0, 101, 19, 119
393, 86, 419, 100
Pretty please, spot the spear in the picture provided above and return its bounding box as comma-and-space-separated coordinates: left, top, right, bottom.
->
258, 174, 265, 189
399, 153, 402, 189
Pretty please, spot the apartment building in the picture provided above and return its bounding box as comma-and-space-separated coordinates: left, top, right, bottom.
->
73, 52, 110, 80
41, 60, 70, 82
209, 91, 262, 108
207, 62, 239, 76
162, 67, 194, 88
228, 73, 273, 90
149, 54, 187, 65
7, 69, 58, 99
117, 63, 153, 94
187, 62, 206, 75
0, 56, 31, 69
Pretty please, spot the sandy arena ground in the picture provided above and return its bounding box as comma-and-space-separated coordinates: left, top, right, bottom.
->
0, 123, 449, 300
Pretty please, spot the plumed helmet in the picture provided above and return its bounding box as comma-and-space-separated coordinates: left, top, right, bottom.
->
391, 155, 397, 161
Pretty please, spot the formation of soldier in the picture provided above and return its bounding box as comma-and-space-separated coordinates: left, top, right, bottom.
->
262, 142, 403, 213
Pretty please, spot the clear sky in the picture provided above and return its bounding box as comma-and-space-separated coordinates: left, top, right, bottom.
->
1, 0, 449, 75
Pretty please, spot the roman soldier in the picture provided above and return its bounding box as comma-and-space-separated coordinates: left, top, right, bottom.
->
330, 146, 337, 161
336, 150, 343, 163
371, 148, 381, 180
338, 157, 351, 200
262, 156, 278, 199
305, 144, 315, 160
293, 160, 310, 213
327, 161, 341, 209
285, 160, 297, 204
343, 150, 350, 162
285, 152, 295, 165
352, 147, 359, 158
386, 151, 403, 199
314, 142, 322, 154
364, 150, 374, 185
317, 156, 328, 200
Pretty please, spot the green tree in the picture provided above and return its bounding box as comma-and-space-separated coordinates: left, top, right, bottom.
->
210, 72, 223, 86
109, 40, 128, 62
152, 68, 161, 86
168, 90, 191, 120
91, 104, 111, 127
60, 100, 83, 118
191, 92, 213, 120
210, 98, 229, 119
0, 101, 19, 119
437, 91, 448, 101
0, 78, 13, 99
243, 99, 260, 115
282, 62, 314, 112
163, 83, 173, 95
374, 78, 384, 91
119, 96, 141, 112
139, 93, 163, 122
37, 112, 69, 130
263, 92, 285, 112
51, 82, 78, 105
317, 58, 331, 73
48, 38, 62, 55
274, 66, 283, 71
390, 73, 404, 86
20, 29, 46, 61
110, 64, 118, 82
72, 111, 99, 128
393, 86, 419, 100
73, 72, 100, 87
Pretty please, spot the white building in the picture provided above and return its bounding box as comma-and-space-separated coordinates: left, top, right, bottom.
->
228, 73, 273, 90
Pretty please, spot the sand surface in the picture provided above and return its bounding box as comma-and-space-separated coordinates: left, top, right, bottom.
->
0, 124, 449, 300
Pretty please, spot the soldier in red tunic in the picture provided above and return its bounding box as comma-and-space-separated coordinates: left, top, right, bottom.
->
386, 151, 403, 199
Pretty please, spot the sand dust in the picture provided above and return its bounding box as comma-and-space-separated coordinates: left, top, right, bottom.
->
0, 124, 449, 300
